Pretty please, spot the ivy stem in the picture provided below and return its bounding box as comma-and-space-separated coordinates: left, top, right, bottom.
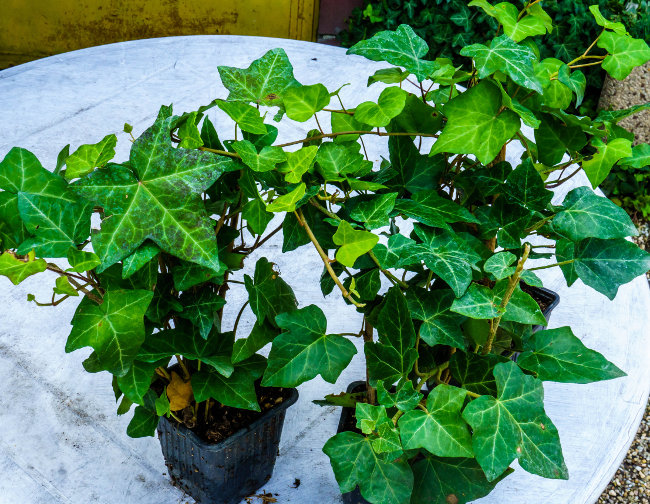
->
362, 318, 376, 405
232, 300, 249, 338
176, 355, 190, 380
274, 129, 438, 149
417, 361, 449, 392
295, 208, 364, 308
156, 367, 171, 381
199, 147, 241, 159
483, 243, 531, 355
466, 390, 481, 399
169, 411, 182, 423
527, 259, 575, 271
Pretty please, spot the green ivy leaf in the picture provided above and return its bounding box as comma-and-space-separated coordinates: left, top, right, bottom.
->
558, 65, 586, 107
589, 5, 627, 34
354, 87, 408, 127
262, 305, 357, 387
331, 112, 370, 144
405, 287, 466, 349
582, 137, 633, 188
232, 321, 277, 364
53, 276, 78, 297
518, 326, 625, 383
349, 193, 398, 229
619, 143, 650, 168
0, 250, 47, 284
372, 233, 415, 269
244, 257, 297, 324
284, 84, 331, 122
367, 67, 410, 86
494, 281, 546, 325
407, 226, 482, 297
277, 146, 318, 183
366, 287, 418, 385
315, 142, 371, 182
217, 48, 301, 106
176, 290, 226, 339
460, 35, 543, 93
503, 160, 553, 211
121, 242, 160, 279
534, 113, 587, 166
233, 140, 287, 172
399, 384, 473, 457
323, 431, 414, 504
138, 327, 234, 377
430, 80, 521, 165
462, 361, 568, 481
484, 251, 517, 280
72, 110, 232, 273
265, 183, 306, 213
451, 284, 501, 319
216, 100, 267, 134
176, 111, 203, 149
242, 197, 273, 235
598, 31, 650, 80
171, 260, 221, 291
572, 238, 650, 300
126, 405, 159, 438
66, 134, 117, 179
554, 186, 637, 241
66, 289, 154, 376
376, 380, 423, 412
411, 455, 512, 504
193, 366, 260, 411
347, 24, 438, 81
333, 220, 379, 267
449, 351, 509, 396
116, 360, 157, 405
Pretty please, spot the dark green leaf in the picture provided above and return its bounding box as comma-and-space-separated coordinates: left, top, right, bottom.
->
406, 287, 466, 348
244, 257, 297, 324
192, 366, 259, 411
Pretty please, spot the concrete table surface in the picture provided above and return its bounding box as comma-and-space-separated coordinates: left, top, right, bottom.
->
0, 35, 649, 504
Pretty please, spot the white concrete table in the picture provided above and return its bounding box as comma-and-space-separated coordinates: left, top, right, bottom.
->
0, 36, 649, 504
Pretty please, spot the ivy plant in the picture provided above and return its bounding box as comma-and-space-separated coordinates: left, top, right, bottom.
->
1, 1, 650, 503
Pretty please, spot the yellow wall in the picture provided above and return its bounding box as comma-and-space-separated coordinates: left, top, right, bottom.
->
0, 0, 319, 68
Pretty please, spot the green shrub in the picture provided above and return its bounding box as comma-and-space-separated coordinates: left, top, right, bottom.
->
340, 0, 650, 116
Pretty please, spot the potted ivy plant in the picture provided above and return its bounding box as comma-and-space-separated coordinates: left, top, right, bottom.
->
2, 1, 650, 502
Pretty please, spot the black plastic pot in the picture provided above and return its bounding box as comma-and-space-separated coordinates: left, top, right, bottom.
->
157, 388, 298, 504
336, 286, 560, 504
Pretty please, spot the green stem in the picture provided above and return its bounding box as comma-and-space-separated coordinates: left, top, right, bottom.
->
483, 243, 531, 355
527, 259, 575, 271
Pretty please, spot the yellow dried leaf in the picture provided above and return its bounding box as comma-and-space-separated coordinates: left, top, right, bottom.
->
166, 371, 193, 411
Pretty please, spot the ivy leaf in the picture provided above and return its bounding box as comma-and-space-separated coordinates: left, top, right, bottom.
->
399, 384, 473, 457
460, 35, 543, 93
66, 247, 101, 273
233, 140, 287, 172
277, 146, 318, 184
366, 287, 418, 385
0, 250, 47, 285
216, 101, 267, 134
172, 260, 221, 291
451, 284, 501, 319
265, 183, 306, 213
323, 431, 414, 504
558, 65, 586, 107
284, 84, 331, 122
376, 380, 423, 412
72, 111, 232, 273
126, 405, 159, 438
53, 276, 78, 296
589, 5, 627, 34
494, 281, 546, 325
137, 327, 234, 377
584, 137, 633, 189
217, 48, 301, 106
405, 287, 466, 349
518, 326, 625, 383
232, 321, 277, 364
176, 290, 226, 339
449, 351, 509, 396
484, 251, 517, 280
331, 112, 370, 144
116, 360, 156, 405
121, 242, 160, 279
349, 193, 398, 229
262, 305, 357, 387
66, 134, 117, 179
407, 226, 482, 297
372, 233, 416, 269
333, 220, 379, 267
66, 289, 154, 376
193, 366, 260, 411
462, 361, 568, 481
572, 238, 650, 300
620, 143, 650, 169
346, 24, 438, 81
534, 113, 587, 166
367, 67, 410, 86
411, 455, 512, 504
430, 80, 521, 165
354, 87, 408, 128
598, 31, 650, 80
242, 197, 273, 235
244, 257, 297, 324
554, 186, 637, 241
315, 142, 371, 182
503, 160, 553, 211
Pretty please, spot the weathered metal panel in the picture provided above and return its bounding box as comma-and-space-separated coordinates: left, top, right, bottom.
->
0, 0, 320, 68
